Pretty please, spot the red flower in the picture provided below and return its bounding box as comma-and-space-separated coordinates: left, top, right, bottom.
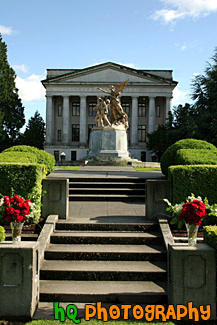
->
3, 196, 10, 207
14, 209, 21, 215
14, 195, 24, 204
5, 215, 12, 223
10, 197, 15, 204
16, 215, 24, 223
22, 208, 30, 216
178, 199, 207, 225
22, 201, 29, 209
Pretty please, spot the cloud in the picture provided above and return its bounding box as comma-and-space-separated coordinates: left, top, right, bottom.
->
15, 74, 46, 102
13, 64, 29, 73
0, 25, 14, 35
172, 86, 190, 106
151, 0, 217, 24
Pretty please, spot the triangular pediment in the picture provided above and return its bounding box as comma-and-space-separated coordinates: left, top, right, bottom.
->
43, 62, 175, 86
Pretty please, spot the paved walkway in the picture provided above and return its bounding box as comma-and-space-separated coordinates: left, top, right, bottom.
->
49, 166, 164, 220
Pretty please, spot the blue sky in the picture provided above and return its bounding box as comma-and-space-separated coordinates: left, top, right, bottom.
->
1, 0, 217, 125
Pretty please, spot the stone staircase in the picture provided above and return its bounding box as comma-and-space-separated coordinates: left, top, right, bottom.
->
68, 177, 146, 202
37, 219, 167, 318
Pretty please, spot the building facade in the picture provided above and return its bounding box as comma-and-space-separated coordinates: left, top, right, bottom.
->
42, 62, 177, 162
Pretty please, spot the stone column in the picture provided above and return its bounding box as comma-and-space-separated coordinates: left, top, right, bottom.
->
166, 96, 172, 119
80, 96, 87, 146
62, 96, 70, 144
46, 96, 53, 144
148, 97, 156, 133
130, 96, 138, 145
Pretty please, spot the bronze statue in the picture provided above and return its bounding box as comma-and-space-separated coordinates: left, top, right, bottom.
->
93, 97, 111, 127
97, 79, 129, 129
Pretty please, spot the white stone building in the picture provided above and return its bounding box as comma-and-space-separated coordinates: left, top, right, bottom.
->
42, 62, 177, 162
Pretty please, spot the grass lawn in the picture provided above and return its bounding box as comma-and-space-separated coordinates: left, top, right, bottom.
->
134, 167, 161, 172
55, 166, 83, 171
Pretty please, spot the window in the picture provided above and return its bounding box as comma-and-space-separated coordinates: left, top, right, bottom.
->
141, 151, 146, 162
54, 151, 59, 162
88, 102, 97, 116
72, 124, 79, 141
58, 105, 62, 116
122, 103, 130, 116
88, 124, 95, 140
156, 105, 160, 117
138, 103, 146, 117
57, 130, 61, 142
71, 151, 77, 161
138, 125, 146, 142
72, 102, 80, 116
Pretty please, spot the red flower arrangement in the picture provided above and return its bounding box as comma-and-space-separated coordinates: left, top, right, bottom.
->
1, 194, 32, 224
178, 199, 207, 226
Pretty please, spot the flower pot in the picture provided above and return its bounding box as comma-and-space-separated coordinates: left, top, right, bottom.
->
185, 223, 199, 246
10, 222, 24, 243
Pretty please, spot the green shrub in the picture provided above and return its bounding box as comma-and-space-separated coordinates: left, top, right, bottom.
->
160, 139, 216, 176
169, 165, 217, 204
204, 226, 217, 249
0, 151, 37, 164
3, 145, 55, 175
0, 163, 46, 224
175, 149, 217, 165
0, 225, 5, 242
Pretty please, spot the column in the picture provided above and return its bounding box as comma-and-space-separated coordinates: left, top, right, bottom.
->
62, 96, 70, 144
80, 96, 87, 146
130, 96, 138, 145
166, 96, 172, 119
45, 96, 53, 144
149, 97, 156, 133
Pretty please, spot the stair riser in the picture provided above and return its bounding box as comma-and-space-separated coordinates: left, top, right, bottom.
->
40, 271, 167, 282
55, 224, 158, 232
50, 237, 163, 245
69, 196, 145, 202
68, 178, 146, 184
69, 184, 146, 189
44, 252, 166, 261
69, 189, 145, 195
40, 293, 167, 305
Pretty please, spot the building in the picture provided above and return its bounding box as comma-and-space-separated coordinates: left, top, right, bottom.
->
42, 62, 177, 162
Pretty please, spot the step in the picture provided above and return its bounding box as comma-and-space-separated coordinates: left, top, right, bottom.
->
69, 188, 145, 195
40, 280, 167, 304
50, 231, 163, 245
45, 244, 166, 261
69, 182, 146, 188
55, 221, 157, 232
40, 260, 167, 281
68, 194, 145, 202
68, 178, 146, 183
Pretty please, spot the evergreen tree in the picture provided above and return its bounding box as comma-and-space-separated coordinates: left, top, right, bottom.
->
0, 34, 25, 151
21, 111, 45, 149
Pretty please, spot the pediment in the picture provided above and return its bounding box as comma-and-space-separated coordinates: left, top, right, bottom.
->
44, 63, 173, 86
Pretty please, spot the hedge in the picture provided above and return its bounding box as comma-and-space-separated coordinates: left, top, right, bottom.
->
0, 163, 46, 224
175, 149, 217, 166
204, 226, 217, 250
0, 225, 5, 242
168, 165, 217, 204
3, 145, 55, 175
160, 139, 217, 176
0, 152, 38, 164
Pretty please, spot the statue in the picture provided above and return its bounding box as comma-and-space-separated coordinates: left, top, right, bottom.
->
97, 79, 129, 130
93, 97, 111, 127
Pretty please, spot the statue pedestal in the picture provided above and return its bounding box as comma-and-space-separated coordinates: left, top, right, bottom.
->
88, 126, 130, 160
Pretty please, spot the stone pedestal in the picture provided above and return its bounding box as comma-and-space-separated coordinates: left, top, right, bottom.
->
88, 126, 130, 160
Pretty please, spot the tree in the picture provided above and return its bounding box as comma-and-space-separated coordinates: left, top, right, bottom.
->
191, 47, 217, 145
21, 111, 45, 149
0, 34, 25, 151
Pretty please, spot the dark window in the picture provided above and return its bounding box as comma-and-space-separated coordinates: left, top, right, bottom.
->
57, 130, 61, 142
122, 103, 130, 116
88, 102, 97, 116
54, 151, 59, 162
58, 105, 62, 116
72, 102, 80, 116
141, 151, 146, 162
138, 103, 146, 117
72, 124, 79, 141
71, 151, 76, 161
88, 124, 95, 140
156, 105, 160, 117
138, 125, 146, 142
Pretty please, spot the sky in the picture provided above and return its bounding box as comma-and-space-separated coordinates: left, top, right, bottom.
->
1, 0, 217, 126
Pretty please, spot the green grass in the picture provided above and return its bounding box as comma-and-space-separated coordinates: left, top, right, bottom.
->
26, 320, 175, 325
55, 166, 83, 171
134, 167, 161, 172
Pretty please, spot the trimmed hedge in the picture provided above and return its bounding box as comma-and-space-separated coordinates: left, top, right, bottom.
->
3, 145, 55, 175
160, 139, 217, 176
169, 165, 217, 204
204, 226, 217, 249
0, 152, 38, 164
0, 225, 5, 242
175, 149, 217, 165
0, 163, 46, 224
